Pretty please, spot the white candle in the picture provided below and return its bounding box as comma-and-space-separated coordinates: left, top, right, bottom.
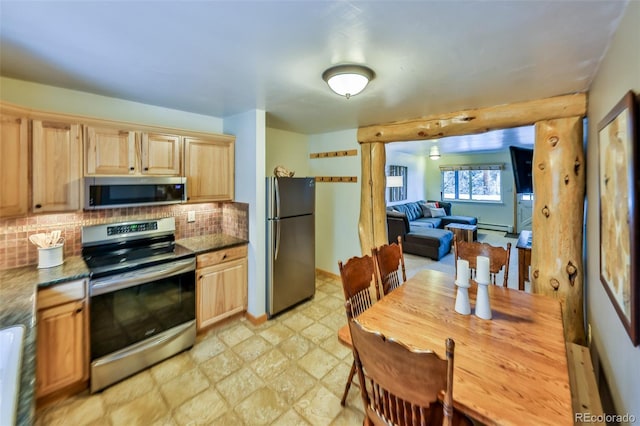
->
457, 259, 470, 283
476, 256, 490, 284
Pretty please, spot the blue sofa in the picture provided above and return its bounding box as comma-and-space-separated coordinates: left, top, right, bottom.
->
387, 200, 478, 260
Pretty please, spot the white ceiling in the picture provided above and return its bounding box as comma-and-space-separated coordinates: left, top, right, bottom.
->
0, 0, 628, 143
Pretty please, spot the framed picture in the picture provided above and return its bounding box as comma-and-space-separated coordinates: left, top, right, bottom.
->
598, 90, 639, 346
387, 165, 407, 202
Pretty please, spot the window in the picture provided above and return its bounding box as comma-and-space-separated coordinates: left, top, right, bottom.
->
441, 164, 503, 202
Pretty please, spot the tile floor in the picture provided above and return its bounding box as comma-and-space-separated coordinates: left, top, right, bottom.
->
35, 275, 365, 426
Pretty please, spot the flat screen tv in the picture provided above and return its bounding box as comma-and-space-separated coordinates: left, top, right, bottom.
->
509, 146, 534, 194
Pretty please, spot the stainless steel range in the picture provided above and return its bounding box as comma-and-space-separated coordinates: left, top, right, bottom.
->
82, 217, 196, 393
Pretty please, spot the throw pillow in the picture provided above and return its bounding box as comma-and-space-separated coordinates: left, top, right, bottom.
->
419, 202, 438, 218
419, 203, 432, 217
429, 207, 446, 218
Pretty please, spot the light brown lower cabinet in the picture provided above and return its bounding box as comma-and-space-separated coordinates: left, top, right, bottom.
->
36, 279, 89, 399
196, 245, 248, 330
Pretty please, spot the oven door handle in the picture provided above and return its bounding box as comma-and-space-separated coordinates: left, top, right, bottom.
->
90, 257, 196, 296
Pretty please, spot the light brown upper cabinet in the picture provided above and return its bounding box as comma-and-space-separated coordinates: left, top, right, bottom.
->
84, 125, 137, 175
0, 113, 29, 218
184, 135, 235, 202
32, 120, 82, 212
85, 126, 182, 176
140, 132, 182, 175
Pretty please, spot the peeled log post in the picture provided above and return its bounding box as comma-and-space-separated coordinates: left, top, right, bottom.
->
359, 144, 374, 254
358, 143, 388, 255
532, 116, 586, 344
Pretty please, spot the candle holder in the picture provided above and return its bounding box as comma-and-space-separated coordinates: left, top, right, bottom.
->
455, 279, 471, 315
455, 259, 471, 315
475, 256, 492, 319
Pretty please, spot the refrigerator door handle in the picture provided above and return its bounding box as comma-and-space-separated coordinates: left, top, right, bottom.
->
274, 177, 280, 218
274, 219, 281, 260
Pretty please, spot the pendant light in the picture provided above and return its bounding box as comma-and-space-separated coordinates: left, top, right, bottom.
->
429, 145, 441, 160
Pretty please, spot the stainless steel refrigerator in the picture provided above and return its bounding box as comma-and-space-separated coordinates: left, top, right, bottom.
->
266, 177, 316, 317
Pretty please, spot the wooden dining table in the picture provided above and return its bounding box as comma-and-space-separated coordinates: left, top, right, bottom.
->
356, 269, 573, 426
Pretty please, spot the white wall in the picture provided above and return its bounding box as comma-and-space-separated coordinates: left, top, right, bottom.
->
225, 111, 266, 318
424, 150, 515, 229
0, 77, 224, 133
308, 129, 361, 275
586, 1, 640, 420
266, 128, 309, 178
385, 150, 427, 205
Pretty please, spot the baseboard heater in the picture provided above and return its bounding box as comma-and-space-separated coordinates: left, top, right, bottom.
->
477, 223, 514, 233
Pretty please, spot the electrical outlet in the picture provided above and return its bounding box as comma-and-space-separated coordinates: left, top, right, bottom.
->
187, 211, 196, 223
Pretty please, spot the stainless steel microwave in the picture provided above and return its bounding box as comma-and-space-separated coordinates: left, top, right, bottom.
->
84, 177, 187, 209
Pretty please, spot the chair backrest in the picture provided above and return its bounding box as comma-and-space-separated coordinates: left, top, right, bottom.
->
454, 236, 512, 287
346, 301, 455, 426
338, 254, 377, 317
372, 235, 407, 298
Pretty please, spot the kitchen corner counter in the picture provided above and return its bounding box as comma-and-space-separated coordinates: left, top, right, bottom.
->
0, 256, 90, 426
176, 234, 248, 255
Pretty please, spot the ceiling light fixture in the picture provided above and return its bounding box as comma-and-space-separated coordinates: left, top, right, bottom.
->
322, 64, 375, 99
429, 145, 441, 160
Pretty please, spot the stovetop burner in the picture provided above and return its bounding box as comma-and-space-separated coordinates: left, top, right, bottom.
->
81, 217, 194, 278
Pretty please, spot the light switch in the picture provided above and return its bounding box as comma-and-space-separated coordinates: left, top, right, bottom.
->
187, 211, 196, 222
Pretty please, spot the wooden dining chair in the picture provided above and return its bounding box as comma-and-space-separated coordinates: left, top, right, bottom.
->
454, 236, 512, 287
346, 301, 472, 426
337, 254, 378, 406
372, 235, 407, 297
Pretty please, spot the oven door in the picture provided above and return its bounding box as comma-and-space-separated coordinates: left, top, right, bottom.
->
89, 257, 196, 361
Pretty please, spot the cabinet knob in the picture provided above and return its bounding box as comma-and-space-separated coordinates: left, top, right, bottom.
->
144, 167, 149, 171
130, 167, 135, 171
75, 307, 83, 314
35, 204, 42, 209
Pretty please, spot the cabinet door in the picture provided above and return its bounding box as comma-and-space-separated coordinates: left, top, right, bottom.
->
197, 257, 247, 330
84, 126, 137, 175
36, 299, 88, 397
184, 136, 235, 202
32, 120, 82, 212
0, 114, 29, 218
141, 132, 182, 175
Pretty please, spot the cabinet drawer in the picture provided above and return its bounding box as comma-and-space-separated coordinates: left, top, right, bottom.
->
197, 244, 247, 268
38, 279, 86, 310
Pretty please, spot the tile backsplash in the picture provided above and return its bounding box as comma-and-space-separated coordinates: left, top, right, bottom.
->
0, 202, 248, 271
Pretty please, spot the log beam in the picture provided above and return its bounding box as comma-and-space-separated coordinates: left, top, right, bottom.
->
357, 93, 586, 144
531, 116, 586, 344
358, 143, 388, 254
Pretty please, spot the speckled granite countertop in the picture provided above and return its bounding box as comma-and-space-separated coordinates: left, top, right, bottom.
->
0, 256, 90, 426
176, 233, 248, 255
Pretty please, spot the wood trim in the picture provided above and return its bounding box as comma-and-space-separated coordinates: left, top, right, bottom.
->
310, 149, 357, 158
315, 176, 357, 183
315, 268, 340, 281
245, 312, 268, 326
36, 380, 89, 410
357, 92, 587, 143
